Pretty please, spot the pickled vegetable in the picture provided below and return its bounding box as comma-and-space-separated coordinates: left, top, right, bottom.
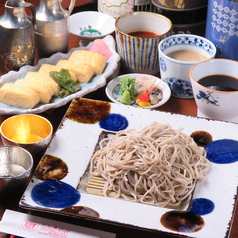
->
50, 69, 82, 95
119, 76, 139, 104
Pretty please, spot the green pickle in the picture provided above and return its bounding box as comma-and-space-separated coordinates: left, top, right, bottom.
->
119, 76, 138, 104
49, 69, 82, 97
58, 86, 71, 98
120, 90, 131, 105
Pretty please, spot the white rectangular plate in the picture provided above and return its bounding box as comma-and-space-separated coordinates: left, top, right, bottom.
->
20, 98, 238, 238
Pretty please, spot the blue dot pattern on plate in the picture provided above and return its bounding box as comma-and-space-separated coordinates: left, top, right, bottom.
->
206, 139, 238, 164
99, 113, 129, 132
31, 180, 80, 208
164, 77, 193, 98
190, 198, 215, 216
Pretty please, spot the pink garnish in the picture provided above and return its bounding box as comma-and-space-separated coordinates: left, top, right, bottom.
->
87, 39, 113, 60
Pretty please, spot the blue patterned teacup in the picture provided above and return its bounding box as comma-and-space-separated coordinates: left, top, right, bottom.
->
158, 34, 216, 98
190, 59, 238, 122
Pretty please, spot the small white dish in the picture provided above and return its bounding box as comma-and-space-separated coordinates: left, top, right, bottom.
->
106, 73, 171, 109
69, 11, 116, 46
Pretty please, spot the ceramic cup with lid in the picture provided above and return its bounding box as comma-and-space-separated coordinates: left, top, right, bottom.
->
115, 11, 172, 75
158, 34, 216, 98
190, 58, 238, 123
152, 0, 208, 11
154, 5, 207, 36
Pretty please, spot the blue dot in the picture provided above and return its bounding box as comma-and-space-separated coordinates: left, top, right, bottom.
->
206, 139, 238, 164
31, 180, 80, 208
99, 113, 128, 132
190, 198, 215, 216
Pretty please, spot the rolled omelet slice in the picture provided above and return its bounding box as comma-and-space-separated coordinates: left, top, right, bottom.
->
0, 83, 40, 109
69, 50, 107, 75
56, 60, 80, 82
15, 78, 52, 104
24, 71, 58, 96
38, 64, 59, 75
56, 59, 94, 83
39, 63, 78, 82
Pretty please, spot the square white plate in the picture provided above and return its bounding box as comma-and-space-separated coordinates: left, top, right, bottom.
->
20, 98, 238, 238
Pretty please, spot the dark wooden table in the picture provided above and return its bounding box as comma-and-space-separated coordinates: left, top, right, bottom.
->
0, 1, 237, 238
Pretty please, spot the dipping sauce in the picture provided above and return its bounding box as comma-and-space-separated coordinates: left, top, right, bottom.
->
66, 98, 111, 124
34, 154, 68, 181
190, 131, 213, 147
128, 31, 159, 37
61, 206, 100, 219
166, 49, 207, 61
161, 210, 204, 233
198, 74, 238, 91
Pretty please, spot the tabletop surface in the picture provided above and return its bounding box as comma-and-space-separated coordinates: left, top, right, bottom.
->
0, 1, 237, 238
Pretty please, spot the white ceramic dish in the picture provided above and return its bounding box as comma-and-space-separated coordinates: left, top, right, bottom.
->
20, 98, 238, 238
106, 74, 171, 109
0, 35, 120, 115
69, 11, 115, 44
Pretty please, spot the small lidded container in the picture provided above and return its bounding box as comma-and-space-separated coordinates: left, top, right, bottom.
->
152, 0, 208, 36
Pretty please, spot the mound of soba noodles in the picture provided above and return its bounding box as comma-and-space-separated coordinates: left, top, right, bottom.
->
90, 122, 210, 208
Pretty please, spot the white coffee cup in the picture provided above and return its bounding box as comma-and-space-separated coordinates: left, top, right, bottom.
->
158, 34, 217, 98
190, 58, 238, 123
115, 11, 172, 75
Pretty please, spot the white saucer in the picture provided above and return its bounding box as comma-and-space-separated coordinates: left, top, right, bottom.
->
106, 73, 171, 109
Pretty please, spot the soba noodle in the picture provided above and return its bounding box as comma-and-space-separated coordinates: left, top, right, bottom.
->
90, 122, 210, 208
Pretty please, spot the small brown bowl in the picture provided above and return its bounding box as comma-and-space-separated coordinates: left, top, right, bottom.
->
152, 0, 207, 11
0, 114, 53, 157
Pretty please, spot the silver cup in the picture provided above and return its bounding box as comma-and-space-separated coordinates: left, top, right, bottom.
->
0, 146, 33, 196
